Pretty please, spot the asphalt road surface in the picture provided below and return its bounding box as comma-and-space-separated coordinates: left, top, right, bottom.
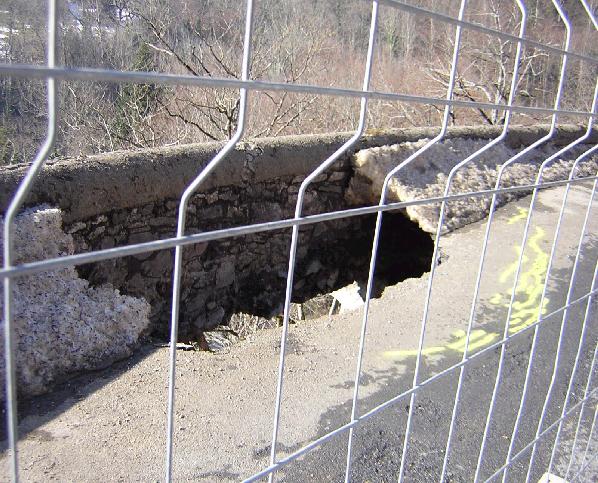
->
1, 183, 597, 482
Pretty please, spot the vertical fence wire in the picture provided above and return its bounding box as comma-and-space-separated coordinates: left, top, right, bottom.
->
438, 3, 527, 479
268, 4, 380, 481
524, 83, 598, 483
474, 2, 575, 479
500, 4, 575, 479
2, 2, 58, 482
571, 403, 598, 480
546, 3, 598, 477
164, 1, 255, 480
339, 0, 472, 477
397, 2, 469, 479
547, 153, 598, 476
561, 256, 598, 480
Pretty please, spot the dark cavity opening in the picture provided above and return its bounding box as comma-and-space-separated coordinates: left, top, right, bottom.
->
74, 207, 433, 342
225, 211, 434, 333
338, 211, 434, 294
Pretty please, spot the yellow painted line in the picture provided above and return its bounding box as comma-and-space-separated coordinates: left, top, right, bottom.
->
492, 226, 549, 334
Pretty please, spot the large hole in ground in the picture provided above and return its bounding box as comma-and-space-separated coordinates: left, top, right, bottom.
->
73, 207, 434, 345
221, 211, 434, 341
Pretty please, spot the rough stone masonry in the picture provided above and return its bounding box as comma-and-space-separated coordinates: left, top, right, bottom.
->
0, 125, 596, 390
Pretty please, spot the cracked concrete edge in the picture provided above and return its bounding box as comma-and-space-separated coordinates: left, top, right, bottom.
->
347, 135, 598, 234
0, 124, 595, 223
0, 206, 152, 399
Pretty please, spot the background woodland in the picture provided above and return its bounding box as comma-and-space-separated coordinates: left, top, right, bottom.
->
0, 0, 596, 164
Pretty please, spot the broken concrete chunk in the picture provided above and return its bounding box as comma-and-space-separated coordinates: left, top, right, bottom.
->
330, 282, 364, 313
0, 206, 151, 399
228, 312, 279, 339
347, 138, 597, 234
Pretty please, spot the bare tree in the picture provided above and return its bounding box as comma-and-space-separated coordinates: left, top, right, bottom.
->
0, 0, 595, 164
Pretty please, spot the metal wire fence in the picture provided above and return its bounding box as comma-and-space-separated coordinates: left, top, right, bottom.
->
1, 0, 598, 482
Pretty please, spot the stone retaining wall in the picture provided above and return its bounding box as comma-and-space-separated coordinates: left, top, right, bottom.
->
1, 125, 595, 338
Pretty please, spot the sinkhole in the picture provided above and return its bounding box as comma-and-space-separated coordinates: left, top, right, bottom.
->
220, 211, 434, 339
77, 208, 435, 343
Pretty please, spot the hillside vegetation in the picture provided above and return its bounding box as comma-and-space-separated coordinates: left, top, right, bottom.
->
0, 0, 596, 164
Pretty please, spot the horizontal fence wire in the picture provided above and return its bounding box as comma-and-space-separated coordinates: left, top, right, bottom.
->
241, 285, 598, 482
0, 65, 594, 119
0, 176, 596, 281
1, 0, 597, 482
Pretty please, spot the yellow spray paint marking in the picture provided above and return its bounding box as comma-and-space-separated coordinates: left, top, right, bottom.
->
507, 207, 529, 224
384, 329, 499, 360
383, 208, 549, 361
490, 226, 550, 334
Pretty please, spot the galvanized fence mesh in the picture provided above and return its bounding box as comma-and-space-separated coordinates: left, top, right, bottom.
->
1, 0, 598, 482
